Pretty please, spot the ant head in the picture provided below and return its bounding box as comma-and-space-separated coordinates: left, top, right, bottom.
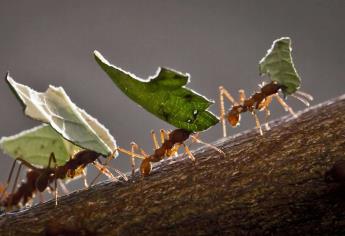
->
227, 109, 240, 127
169, 129, 191, 143
140, 158, 152, 177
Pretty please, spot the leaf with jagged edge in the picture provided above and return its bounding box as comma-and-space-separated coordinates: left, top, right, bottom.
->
259, 37, 301, 96
0, 125, 81, 167
94, 51, 219, 132
5, 73, 117, 157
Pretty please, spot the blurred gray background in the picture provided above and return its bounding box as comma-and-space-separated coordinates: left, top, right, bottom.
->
0, 1, 344, 195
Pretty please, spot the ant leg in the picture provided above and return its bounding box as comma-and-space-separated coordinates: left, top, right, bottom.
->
190, 134, 225, 156
183, 144, 195, 162
274, 94, 297, 117
166, 130, 179, 157
82, 169, 89, 188
130, 142, 139, 177
117, 147, 146, 160
239, 89, 246, 104
160, 129, 166, 144
1, 158, 40, 204
91, 160, 116, 183
38, 192, 44, 203
54, 179, 58, 206
150, 130, 160, 150
48, 153, 58, 206
295, 90, 314, 101
252, 111, 263, 135
291, 93, 312, 106
219, 86, 238, 138
259, 95, 273, 131
166, 143, 181, 158
47, 152, 57, 168
10, 163, 23, 199
0, 158, 18, 201
58, 180, 69, 195
90, 150, 123, 185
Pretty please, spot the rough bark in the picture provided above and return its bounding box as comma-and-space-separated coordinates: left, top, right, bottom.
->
1, 95, 345, 236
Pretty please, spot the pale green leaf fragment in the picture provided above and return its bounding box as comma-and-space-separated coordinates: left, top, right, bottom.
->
6, 74, 117, 157
0, 125, 81, 167
259, 37, 301, 96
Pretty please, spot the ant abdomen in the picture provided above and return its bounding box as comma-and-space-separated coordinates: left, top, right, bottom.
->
227, 109, 241, 127
140, 158, 152, 176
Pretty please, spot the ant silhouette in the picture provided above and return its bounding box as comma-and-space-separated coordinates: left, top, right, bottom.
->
117, 129, 224, 176
0, 150, 117, 209
218, 81, 313, 137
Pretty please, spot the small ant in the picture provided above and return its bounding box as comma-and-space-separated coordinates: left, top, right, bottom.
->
218, 81, 313, 137
117, 128, 224, 176
0, 150, 117, 209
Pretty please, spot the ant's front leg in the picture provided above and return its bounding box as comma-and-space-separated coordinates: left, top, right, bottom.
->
190, 133, 225, 156
274, 94, 297, 117
219, 86, 239, 138
182, 144, 195, 162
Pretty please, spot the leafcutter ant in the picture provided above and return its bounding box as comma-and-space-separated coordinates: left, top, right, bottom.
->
218, 82, 313, 137
0, 150, 117, 209
117, 128, 224, 176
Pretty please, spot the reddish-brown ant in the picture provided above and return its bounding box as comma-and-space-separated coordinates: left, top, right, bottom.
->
219, 81, 313, 137
118, 128, 224, 176
0, 150, 117, 208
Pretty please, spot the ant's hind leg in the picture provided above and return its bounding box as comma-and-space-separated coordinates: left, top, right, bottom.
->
219, 86, 238, 138
274, 94, 297, 117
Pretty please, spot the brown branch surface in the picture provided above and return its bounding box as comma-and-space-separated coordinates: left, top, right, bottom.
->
1, 95, 345, 236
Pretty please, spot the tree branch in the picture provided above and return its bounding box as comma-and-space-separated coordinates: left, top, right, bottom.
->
1, 95, 345, 236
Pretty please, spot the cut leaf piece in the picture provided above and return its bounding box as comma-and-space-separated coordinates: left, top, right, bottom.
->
259, 37, 301, 96
0, 125, 81, 167
6, 73, 117, 157
94, 51, 219, 132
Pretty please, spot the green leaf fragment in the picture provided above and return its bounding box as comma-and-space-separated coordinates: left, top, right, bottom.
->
0, 125, 81, 167
259, 37, 301, 96
94, 51, 219, 132
6, 74, 117, 157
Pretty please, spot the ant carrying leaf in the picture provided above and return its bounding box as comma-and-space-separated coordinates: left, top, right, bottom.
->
94, 51, 224, 176
219, 37, 313, 137
0, 74, 120, 208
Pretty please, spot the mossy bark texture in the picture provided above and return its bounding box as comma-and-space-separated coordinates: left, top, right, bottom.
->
1, 95, 345, 236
